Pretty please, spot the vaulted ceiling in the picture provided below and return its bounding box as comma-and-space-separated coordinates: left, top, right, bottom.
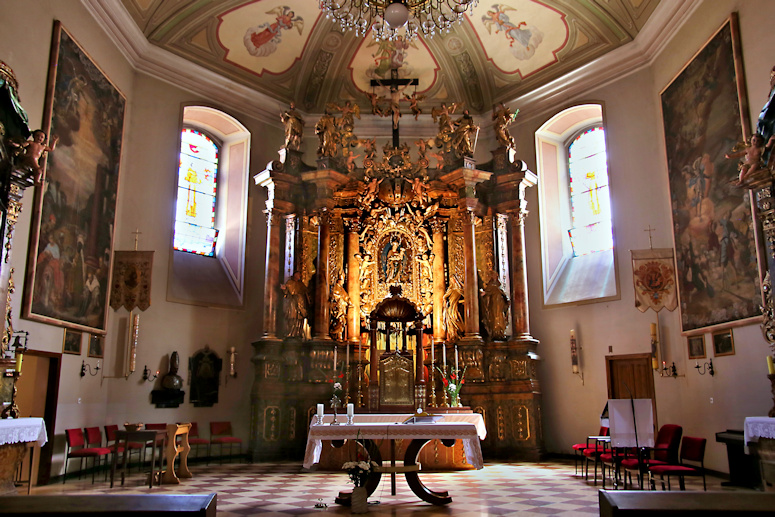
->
117, 0, 660, 115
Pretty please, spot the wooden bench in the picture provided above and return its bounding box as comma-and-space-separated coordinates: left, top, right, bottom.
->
600, 490, 775, 516
0, 493, 216, 516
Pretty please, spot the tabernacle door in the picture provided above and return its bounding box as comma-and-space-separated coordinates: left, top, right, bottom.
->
379, 352, 414, 411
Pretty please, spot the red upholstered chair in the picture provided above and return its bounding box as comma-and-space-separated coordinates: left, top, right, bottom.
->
572, 426, 608, 476
582, 435, 610, 485
600, 446, 636, 489
183, 422, 209, 460
210, 421, 243, 464
621, 424, 682, 489
649, 436, 707, 491
64, 428, 111, 484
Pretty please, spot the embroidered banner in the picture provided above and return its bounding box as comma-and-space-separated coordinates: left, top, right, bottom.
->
110, 251, 154, 311
631, 248, 677, 313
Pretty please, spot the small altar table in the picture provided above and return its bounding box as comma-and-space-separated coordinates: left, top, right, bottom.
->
303, 413, 486, 506
0, 418, 47, 495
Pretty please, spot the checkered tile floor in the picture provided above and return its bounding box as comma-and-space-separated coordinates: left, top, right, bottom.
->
31, 459, 743, 516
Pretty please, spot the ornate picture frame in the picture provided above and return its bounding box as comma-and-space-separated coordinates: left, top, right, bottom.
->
21, 21, 125, 334
687, 335, 706, 360
660, 13, 762, 334
712, 329, 735, 357
62, 329, 82, 355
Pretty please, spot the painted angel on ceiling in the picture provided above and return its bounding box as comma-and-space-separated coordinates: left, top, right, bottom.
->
244, 6, 304, 57
481, 4, 543, 60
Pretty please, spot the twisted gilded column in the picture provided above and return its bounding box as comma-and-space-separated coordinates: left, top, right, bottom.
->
313, 210, 332, 340
461, 209, 481, 339
430, 218, 447, 343
262, 208, 285, 340
345, 219, 361, 343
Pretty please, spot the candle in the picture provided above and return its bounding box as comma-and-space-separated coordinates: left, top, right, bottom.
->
431, 337, 434, 365
333, 345, 337, 371
347, 403, 354, 418
695, 361, 699, 368
442, 342, 446, 367
317, 403, 324, 420
455, 344, 459, 374
650, 323, 657, 337
768, 356, 775, 375
14, 350, 23, 373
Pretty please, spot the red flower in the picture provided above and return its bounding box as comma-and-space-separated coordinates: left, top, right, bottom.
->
451, 373, 457, 380
338, 373, 344, 378
442, 378, 449, 386
461, 379, 465, 385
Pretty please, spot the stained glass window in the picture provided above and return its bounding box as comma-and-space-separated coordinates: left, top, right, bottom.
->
174, 128, 219, 256
568, 127, 613, 256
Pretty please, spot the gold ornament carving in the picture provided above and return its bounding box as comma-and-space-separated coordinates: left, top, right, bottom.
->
515, 405, 530, 440
497, 406, 505, 440
263, 406, 280, 441
510, 359, 527, 378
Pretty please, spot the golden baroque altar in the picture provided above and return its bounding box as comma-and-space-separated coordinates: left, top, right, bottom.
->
250, 100, 542, 464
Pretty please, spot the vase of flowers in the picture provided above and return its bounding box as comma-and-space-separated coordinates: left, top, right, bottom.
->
343, 460, 373, 513
331, 379, 343, 425
436, 366, 466, 407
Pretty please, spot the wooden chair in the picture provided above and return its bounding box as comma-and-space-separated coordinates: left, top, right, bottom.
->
64, 428, 111, 484
621, 424, 682, 489
104, 424, 143, 471
649, 436, 707, 491
209, 421, 242, 464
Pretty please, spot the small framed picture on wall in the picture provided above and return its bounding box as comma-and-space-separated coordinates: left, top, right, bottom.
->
88, 335, 104, 359
687, 335, 706, 360
712, 329, 735, 357
62, 329, 82, 355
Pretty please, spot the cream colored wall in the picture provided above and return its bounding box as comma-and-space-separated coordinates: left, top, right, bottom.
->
1, 0, 278, 477
515, 0, 775, 473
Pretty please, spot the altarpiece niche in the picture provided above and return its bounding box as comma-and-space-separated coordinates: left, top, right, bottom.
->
250, 92, 542, 466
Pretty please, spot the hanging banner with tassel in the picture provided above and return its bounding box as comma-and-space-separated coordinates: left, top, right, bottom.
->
631, 248, 677, 313
110, 251, 154, 311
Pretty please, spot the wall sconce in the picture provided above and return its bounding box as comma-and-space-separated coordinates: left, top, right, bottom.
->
142, 365, 158, 382
661, 361, 678, 378
570, 329, 584, 384
81, 360, 101, 377
1, 331, 28, 419
695, 358, 714, 376
227, 346, 237, 378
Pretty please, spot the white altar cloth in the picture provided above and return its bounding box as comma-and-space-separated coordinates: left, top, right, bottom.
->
0, 417, 47, 447
744, 416, 775, 453
303, 413, 485, 470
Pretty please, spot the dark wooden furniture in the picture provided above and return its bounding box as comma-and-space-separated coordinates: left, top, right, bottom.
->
599, 491, 775, 516
0, 493, 216, 516
716, 429, 761, 488
110, 429, 166, 489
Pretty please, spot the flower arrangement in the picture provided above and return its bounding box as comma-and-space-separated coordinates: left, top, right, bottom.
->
331, 372, 344, 408
342, 460, 376, 487
436, 366, 466, 406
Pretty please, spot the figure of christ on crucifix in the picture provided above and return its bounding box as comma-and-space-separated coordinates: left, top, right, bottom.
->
370, 68, 419, 147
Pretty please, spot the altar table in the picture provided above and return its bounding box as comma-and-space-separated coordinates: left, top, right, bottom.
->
0, 417, 47, 495
303, 413, 486, 506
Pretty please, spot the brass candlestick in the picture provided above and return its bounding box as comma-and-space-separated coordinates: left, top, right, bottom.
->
429, 360, 437, 407
440, 364, 450, 408
344, 360, 351, 405
356, 362, 364, 407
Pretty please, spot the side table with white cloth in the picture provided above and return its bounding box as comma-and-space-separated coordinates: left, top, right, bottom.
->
0, 417, 47, 495
744, 416, 775, 489
303, 413, 486, 506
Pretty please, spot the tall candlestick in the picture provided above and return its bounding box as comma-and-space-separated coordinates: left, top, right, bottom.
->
333, 344, 337, 372
454, 343, 459, 374
442, 341, 446, 367
346, 344, 350, 371
431, 337, 434, 365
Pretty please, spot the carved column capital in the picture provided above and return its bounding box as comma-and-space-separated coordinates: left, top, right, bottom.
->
343, 217, 361, 234
429, 217, 448, 234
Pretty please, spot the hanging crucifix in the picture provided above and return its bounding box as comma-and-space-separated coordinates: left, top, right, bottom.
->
371, 69, 419, 147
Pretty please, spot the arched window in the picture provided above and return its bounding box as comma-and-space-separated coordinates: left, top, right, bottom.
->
567, 126, 613, 256
174, 128, 219, 256
168, 106, 251, 308
535, 104, 619, 307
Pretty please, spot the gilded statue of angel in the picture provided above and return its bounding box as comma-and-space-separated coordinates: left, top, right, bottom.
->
365, 92, 385, 116
492, 102, 518, 150
432, 102, 461, 139
404, 91, 426, 120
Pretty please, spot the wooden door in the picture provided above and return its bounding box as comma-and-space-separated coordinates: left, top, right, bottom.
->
605, 353, 657, 428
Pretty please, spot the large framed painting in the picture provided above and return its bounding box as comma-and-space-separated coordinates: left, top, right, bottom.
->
660, 13, 762, 334
21, 21, 125, 334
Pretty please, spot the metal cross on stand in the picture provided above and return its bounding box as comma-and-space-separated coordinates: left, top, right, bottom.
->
132, 228, 142, 251
371, 69, 419, 147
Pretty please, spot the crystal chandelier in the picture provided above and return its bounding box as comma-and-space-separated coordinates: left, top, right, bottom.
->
319, 0, 479, 41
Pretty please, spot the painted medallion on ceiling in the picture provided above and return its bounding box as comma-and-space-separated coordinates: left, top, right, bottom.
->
349, 32, 439, 95
469, 1, 568, 77
217, 0, 318, 76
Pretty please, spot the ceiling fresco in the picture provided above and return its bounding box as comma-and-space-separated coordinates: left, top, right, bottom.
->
120, 0, 660, 114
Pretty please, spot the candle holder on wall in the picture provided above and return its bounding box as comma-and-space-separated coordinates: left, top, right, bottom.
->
695, 358, 714, 376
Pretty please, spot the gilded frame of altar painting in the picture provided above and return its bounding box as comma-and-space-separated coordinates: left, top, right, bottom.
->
660, 13, 762, 334
21, 21, 125, 334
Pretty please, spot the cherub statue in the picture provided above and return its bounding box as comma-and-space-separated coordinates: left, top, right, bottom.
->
432, 102, 461, 139
344, 148, 361, 174
404, 91, 425, 120
365, 92, 385, 116
492, 102, 518, 150
11, 129, 58, 184
328, 100, 360, 132
361, 177, 381, 206
280, 102, 304, 151
725, 133, 771, 184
